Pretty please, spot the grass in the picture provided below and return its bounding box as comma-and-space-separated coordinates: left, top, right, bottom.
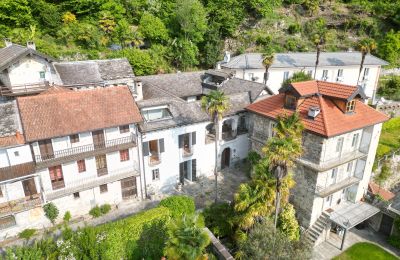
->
377, 117, 400, 158
333, 242, 399, 260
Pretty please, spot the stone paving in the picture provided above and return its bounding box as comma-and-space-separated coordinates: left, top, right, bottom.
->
313, 227, 400, 259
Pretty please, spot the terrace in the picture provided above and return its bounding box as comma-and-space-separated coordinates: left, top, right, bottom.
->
0, 194, 42, 218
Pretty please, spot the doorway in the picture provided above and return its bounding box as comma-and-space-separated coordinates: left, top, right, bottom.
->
221, 147, 231, 169
92, 130, 105, 148
121, 177, 137, 200
379, 214, 394, 236
22, 178, 37, 199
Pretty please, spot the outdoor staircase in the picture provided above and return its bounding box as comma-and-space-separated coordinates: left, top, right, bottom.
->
304, 212, 330, 246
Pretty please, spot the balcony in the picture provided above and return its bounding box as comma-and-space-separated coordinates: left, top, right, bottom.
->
0, 162, 36, 182
0, 194, 42, 218
316, 175, 362, 198
51, 180, 65, 190
149, 153, 161, 166
0, 82, 50, 97
35, 135, 137, 169
45, 166, 140, 201
97, 167, 108, 177
222, 131, 236, 141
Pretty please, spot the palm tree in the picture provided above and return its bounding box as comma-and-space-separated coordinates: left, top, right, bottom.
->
312, 33, 326, 79
164, 214, 210, 260
356, 38, 377, 84
201, 90, 229, 203
262, 113, 304, 229
262, 53, 275, 85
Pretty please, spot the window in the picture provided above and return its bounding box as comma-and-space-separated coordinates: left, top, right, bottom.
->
142, 107, 172, 121
269, 121, 277, 137
179, 132, 196, 156
49, 165, 64, 190
77, 160, 86, 173
331, 168, 338, 178
143, 139, 164, 165
39, 71, 45, 79
352, 133, 359, 147
14, 151, 19, 156
285, 95, 297, 109
100, 184, 108, 193
248, 73, 254, 80
152, 169, 160, 181
73, 192, 80, 199
336, 137, 344, 153
283, 71, 289, 81
337, 69, 343, 81
307, 70, 313, 76
70, 134, 79, 144
347, 161, 353, 173
363, 68, 369, 80
95, 154, 108, 176
120, 149, 130, 161
0, 216, 16, 230
322, 70, 328, 80
119, 125, 130, 134
179, 159, 197, 183
346, 100, 356, 112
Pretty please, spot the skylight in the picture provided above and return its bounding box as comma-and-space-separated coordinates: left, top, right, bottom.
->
142, 106, 172, 122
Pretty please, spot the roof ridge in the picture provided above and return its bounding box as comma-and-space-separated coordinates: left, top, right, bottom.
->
317, 95, 330, 136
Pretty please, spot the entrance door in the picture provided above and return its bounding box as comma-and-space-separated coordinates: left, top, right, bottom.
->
379, 214, 394, 236
22, 178, 37, 199
121, 177, 137, 199
221, 148, 231, 169
92, 130, 105, 148
39, 139, 54, 160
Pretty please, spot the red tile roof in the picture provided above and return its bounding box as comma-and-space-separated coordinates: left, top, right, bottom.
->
290, 80, 360, 100
369, 182, 395, 201
246, 81, 389, 137
0, 131, 25, 148
17, 86, 142, 142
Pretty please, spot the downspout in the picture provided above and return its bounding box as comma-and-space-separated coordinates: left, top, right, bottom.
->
136, 126, 146, 199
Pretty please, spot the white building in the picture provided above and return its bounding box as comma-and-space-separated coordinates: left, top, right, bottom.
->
219, 52, 388, 102
246, 80, 388, 247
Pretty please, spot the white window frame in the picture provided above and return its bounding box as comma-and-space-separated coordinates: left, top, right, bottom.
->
322, 70, 329, 80
352, 133, 359, 148
283, 71, 289, 81
152, 169, 160, 181
336, 137, 344, 153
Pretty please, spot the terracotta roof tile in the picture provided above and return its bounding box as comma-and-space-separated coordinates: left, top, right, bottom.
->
17, 86, 142, 142
0, 132, 25, 147
369, 182, 395, 201
246, 81, 389, 137
290, 81, 359, 99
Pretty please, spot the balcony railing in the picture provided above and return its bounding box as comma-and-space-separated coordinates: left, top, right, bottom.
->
0, 82, 50, 96
35, 135, 136, 167
0, 194, 42, 218
45, 166, 139, 200
97, 167, 108, 177
0, 162, 36, 182
52, 180, 65, 190
149, 153, 161, 166
316, 175, 362, 198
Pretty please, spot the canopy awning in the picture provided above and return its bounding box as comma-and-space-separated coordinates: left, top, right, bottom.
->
330, 201, 380, 229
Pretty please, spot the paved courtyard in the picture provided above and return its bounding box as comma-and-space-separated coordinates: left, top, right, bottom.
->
313, 227, 400, 259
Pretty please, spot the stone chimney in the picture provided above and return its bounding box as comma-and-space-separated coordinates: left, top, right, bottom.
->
223, 51, 231, 63
27, 41, 36, 50
133, 79, 143, 101
4, 38, 12, 47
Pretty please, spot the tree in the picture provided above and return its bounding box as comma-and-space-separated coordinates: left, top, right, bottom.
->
43, 202, 59, 225
278, 203, 300, 241
312, 33, 326, 79
378, 30, 400, 68
170, 38, 200, 70
201, 90, 229, 203
0, 0, 33, 27
164, 214, 210, 260
281, 71, 313, 88
139, 12, 169, 44
262, 53, 275, 85
357, 38, 377, 84
174, 0, 207, 43
200, 23, 223, 68
108, 48, 156, 76
262, 112, 304, 229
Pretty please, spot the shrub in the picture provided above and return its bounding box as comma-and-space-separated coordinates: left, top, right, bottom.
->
43, 202, 59, 224
19, 229, 36, 240
63, 211, 71, 223
288, 23, 301, 34
100, 204, 111, 215
159, 195, 195, 218
203, 202, 235, 238
281, 71, 313, 88
89, 206, 102, 218
278, 203, 300, 241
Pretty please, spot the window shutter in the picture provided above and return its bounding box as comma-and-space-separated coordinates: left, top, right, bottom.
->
192, 159, 197, 181
159, 138, 165, 153
142, 142, 149, 156
192, 132, 196, 145
178, 134, 183, 148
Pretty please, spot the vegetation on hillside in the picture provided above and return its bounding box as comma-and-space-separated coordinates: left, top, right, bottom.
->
376, 117, 400, 158
0, 0, 399, 75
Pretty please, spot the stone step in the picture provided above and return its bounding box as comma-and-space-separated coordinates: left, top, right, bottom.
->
308, 230, 319, 240
313, 225, 324, 233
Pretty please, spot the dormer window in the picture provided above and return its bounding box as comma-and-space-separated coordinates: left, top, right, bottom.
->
346, 100, 356, 113
142, 106, 172, 121
285, 95, 297, 109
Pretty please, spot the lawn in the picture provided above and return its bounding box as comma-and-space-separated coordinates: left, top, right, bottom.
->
377, 117, 400, 158
333, 242, 399, 260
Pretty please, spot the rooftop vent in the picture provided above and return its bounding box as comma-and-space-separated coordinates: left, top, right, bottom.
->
223, 51, 230, 63
308, 106, 320, 119
4, 38, 12, 47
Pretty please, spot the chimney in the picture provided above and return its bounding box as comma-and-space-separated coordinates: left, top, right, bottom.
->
15, 131, 24, 144
216, 63, 221, 70
308, 106, 320, 119
27, 41, 36, 50
223, 51, 231, 63
133, 80, 143, 101
4, 38, 12, 47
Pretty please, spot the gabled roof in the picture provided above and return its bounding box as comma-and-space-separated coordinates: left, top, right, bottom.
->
368, 182, 395, 201
0, 44, 56, 71
220, 52, 388, 69
0, 100, 25, 148
282, 80, 367, 101
54, 58, 134, 85
17, 86, 142, 142
246, 81, 389, 137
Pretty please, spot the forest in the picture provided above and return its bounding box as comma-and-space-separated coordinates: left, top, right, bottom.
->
0, 0, 399, 75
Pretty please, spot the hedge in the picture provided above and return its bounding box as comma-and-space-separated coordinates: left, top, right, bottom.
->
159, 195, 195, 218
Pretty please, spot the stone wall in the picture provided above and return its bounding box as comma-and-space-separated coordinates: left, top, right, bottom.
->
302, 132, 324, 164
376, 102, 400, 117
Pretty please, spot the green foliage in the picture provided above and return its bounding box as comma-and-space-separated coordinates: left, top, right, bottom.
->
0, 0, 33, 27
388, 218, 400, 249
159, 195, 196, 218
278, 204, 300, 241
63, 211, 71, 223
43, 202, 59, 225
164, 214, 210, 260
89, 206, 102, 218
19, 229, 36, 240
247, 0, 282, 17
374, 161, 392, 187
200, 23, 223, 67
378, 76, 400, 101
377, 117, 400, 158
174, 0, 207, 43
139, 12, 169, 43
247, 150, 261, 169
136, 220, 169, 259
203, 202, 235, 238
333, 242, 398, 260
288, 23, 302, 34
100, 204, 112, 215
5, 243, 43, 260
282, 71, 313, 88
108, 48, 156, 75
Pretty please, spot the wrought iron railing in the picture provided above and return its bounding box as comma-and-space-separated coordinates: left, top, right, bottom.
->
35, 135, 136, 163
0, 82, 50, 96
0, 195, 42, 218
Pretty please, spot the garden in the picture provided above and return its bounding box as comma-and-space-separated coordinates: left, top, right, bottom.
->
333, 242, 399, 260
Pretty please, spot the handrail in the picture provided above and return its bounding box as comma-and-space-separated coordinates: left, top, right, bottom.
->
0, 195, 42, 217
0, 82, 50, 96
35, 134, 136, 162
316, 173, 363, 194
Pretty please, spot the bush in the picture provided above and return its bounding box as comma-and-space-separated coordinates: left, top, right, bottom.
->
100, 204, 111, 215
203, 202, 235, 238
281, 71, 313, 88
159, 195, 195, 218
43, 202, 59, 224
288, 23, 301, 34
63, 211, 71, 223
19, 229, 36, 240
89, 206, 102, 218
378, 76, 400, 101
